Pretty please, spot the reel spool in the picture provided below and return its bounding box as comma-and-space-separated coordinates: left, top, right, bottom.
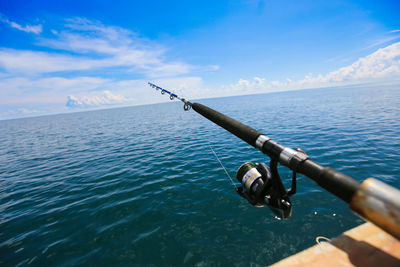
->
236, 160, 295, 219
236, 162, 268, 203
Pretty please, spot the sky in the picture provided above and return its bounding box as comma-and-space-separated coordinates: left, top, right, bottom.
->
0, 0, 399, 119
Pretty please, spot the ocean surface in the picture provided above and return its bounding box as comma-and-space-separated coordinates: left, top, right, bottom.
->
1, 85, 399, 266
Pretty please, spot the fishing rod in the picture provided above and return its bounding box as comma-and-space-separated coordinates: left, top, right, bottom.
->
148, 82, 400, 240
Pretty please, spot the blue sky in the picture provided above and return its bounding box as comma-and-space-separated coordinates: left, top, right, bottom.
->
0, 0, 399, 119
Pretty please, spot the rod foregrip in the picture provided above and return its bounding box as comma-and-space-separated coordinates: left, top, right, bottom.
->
298, 161, 361, 203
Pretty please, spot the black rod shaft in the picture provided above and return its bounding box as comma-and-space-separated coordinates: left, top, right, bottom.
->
192, 103, 262, 146
192, 102, 360, 203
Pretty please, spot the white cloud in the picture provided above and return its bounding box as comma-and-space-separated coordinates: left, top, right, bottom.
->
148, 76, 208, 98
221, 77, 282, 95
142, 62, 192, 78
42, 18, 138, 55
364, 35, 400, 50
308, 42, 400, 83
8, 18, 193, 77
8, 21, 42, 34
223, 42, 400, 95
17, 108, 40, 114
0, 14, 42, 34
66, 90, 132, 108
0, 76, 110, 105
0, 49, 105, 74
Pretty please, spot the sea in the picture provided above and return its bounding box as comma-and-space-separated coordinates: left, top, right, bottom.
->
1, 84, 399, 266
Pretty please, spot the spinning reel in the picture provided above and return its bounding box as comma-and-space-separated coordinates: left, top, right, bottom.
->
236, 159, 297, 219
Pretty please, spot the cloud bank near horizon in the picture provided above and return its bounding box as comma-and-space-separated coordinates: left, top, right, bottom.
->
224, 42, 400, 94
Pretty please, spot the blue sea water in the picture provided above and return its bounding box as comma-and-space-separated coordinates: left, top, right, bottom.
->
1, 85, 400, 266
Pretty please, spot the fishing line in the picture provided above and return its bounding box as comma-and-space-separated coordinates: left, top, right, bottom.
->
207, 142, 238, 190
